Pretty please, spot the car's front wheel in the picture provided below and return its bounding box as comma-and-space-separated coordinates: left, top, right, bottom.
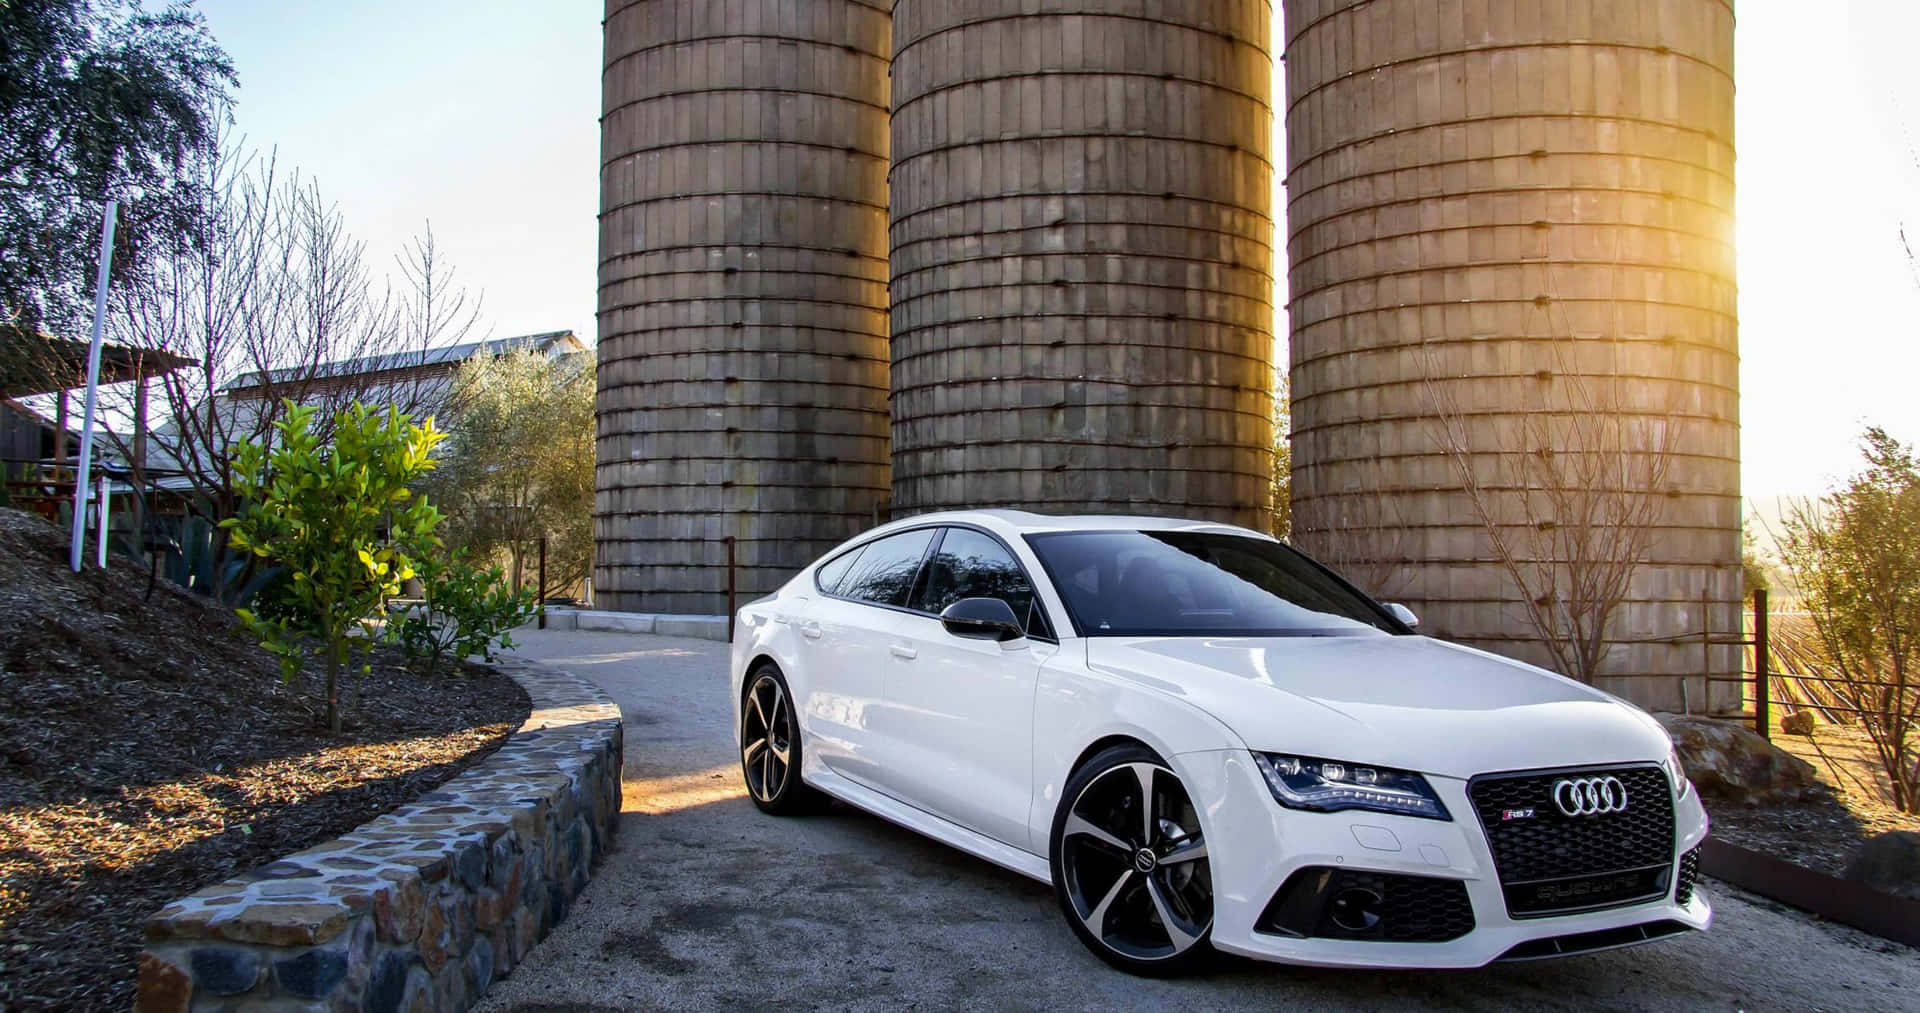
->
740, 664, 814, 815
1050, 743, 1214, 975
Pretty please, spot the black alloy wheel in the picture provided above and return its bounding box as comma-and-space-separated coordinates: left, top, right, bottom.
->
741, 664, 814, 815
1051, 743, 1214, 975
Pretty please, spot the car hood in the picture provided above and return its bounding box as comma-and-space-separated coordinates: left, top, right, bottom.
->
1085, 634, 1671, 780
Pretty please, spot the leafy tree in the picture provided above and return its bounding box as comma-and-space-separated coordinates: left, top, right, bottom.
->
428, 348, 594, 599
224, 401, 445, 734
1780, 426, 1920, 811
1, 0, 234, 332
1270, 371, 1290, 539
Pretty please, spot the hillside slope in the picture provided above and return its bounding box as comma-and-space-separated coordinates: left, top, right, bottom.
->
0, 507, 529, 1010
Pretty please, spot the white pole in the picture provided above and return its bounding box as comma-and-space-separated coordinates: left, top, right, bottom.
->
96, 472, 110, 567
69, 200, 119, 572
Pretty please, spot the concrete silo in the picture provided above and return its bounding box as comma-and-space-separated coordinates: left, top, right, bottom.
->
1283, 0, 1740, 708
596, 0, 895, 614
888, 1, 1277, 527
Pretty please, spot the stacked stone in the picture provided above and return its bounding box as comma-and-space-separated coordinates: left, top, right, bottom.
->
136, 662, 622, 1012
887, 0, 1278, 528
595, 0, 897, 614
1283, 0, 1740, 707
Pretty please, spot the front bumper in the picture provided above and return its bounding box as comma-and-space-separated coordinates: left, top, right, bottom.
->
1173, 749, 1712, 969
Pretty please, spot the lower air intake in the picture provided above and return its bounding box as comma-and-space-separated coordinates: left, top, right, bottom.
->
1258, 867, 1475, 943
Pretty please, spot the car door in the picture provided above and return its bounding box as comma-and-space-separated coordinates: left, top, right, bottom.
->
793, 527, 938, 788
871, 526, 1057, 850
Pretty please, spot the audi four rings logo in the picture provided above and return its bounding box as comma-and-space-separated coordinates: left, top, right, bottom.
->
1552, 776, 1629, 816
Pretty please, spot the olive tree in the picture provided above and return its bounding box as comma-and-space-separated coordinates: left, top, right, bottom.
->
427, 348, 594, 600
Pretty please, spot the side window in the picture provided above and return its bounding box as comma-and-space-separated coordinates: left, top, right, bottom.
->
916, 528, 1048, 636
813, 545, 866, 595
837, 529, 937, 608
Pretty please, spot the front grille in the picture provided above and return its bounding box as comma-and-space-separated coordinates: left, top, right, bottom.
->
1675, 844, 1702, 905
1468, 764, 1675, 918
1257, 867, 1476, 942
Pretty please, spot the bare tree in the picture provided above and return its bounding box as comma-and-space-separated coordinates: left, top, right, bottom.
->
107, 128, 475, 521
101, 122, 280, 522
1419, 332, 1684, 684
395, 224, 482, 369
1289, 457, 1418, 602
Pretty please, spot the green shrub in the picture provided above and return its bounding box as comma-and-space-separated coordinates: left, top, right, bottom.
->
393, 549, 538, 677
152, 512, 282, 606
224, 401, 445, 733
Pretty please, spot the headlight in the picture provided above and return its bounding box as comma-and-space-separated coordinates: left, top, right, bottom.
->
1666, 746, 1692, 799
1252, 753, 1452, 821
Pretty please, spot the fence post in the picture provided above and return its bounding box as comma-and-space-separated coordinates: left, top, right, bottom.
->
1700, 587, 1711, 711
537, 536, 548, 630
1753, 588, 1770, 740
94, 472, 110, 566
725, 536, 737, 642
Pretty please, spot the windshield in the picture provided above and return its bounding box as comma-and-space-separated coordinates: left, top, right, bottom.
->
1025, 530, 1401, 637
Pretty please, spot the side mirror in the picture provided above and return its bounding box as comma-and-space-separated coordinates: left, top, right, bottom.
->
940, 597, 1025, 642
1386, 602, 1420, 628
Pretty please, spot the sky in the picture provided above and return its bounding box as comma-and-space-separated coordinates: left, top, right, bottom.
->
189, 0, 602, 343
190, 0, 1920, 504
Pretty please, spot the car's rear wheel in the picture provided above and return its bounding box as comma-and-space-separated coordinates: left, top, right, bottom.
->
740, 664, 814, 815
1050, 743, 1214, 975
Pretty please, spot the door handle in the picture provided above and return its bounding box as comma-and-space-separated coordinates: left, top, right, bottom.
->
800, 621, 823, 639
889, 644, 918, 660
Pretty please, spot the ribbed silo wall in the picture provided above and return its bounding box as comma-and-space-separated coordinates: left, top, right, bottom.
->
1283, 0, 1740, 710
596, 0, 894, 615
888, 1, 1277, 527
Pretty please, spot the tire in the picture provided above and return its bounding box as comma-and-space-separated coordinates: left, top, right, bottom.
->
1050, 743, 1215, 976
739, 663, 816, 815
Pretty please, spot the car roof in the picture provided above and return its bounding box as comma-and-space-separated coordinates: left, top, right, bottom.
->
867, 509, 1275, 541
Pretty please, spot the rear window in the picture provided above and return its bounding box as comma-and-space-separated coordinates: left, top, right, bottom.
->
813, 545, 866, 595
836, 529, 938, 608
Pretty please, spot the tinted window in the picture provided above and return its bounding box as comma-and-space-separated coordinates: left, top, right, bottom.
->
836, 529, 937, 608
813, 545, 866, 595
1025, 530, 1396, 637
916, 528, 1048, 635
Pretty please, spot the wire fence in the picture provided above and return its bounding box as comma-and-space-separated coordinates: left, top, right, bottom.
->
1669, 587, 1917, 741
1761, 610, 1916, 731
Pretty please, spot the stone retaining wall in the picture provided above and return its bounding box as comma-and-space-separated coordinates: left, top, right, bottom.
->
136, 660, 623, 1011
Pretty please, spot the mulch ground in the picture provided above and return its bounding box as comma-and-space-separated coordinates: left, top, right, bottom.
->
1708, 796, 1918, 880
0, 508, 531, 1011
1705, 780, 1918, 881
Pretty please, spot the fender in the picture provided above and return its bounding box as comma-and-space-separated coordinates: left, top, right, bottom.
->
730, 595, 800, 749
1026, 640, 1249, 856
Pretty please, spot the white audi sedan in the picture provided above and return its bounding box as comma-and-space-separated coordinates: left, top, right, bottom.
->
729, 511, 1710, 974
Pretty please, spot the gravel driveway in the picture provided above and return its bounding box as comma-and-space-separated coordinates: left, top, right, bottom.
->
478, 630, 1918, 1012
